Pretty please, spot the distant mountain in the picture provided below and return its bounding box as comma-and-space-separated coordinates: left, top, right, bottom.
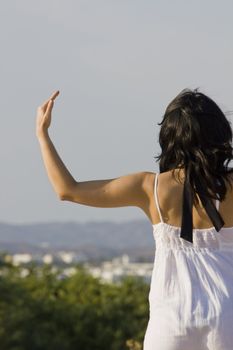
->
0, 220, 156, 261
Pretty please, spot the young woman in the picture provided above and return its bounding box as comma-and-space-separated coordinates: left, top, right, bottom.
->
36, 88, 233, 350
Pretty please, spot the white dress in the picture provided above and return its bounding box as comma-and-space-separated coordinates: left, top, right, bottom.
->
143, 173, 233, 350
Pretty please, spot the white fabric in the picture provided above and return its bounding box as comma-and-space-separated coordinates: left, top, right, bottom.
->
143, 173, 233, 350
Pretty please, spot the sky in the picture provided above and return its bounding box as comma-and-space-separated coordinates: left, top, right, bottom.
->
0, 0, 233, 224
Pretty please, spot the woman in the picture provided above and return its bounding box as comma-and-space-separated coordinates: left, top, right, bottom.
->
36, 88, 233, 350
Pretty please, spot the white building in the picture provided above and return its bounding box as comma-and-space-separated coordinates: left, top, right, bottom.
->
85, 254, 153, 284
42, 254, 53, 264
57, 251, 78, 264
12, 253, 32, 266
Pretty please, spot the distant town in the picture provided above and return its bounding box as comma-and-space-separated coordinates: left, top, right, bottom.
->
0, 219, 156, 284
1, 252, 154, 284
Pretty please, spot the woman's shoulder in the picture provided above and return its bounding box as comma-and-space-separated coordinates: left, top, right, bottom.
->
140, 168, 233, 193
141, 169, 183, 192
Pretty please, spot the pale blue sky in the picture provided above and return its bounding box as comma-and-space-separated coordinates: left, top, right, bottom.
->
0, 0, 233, 224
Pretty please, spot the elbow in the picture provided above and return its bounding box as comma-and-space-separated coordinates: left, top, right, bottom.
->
58, 192, 70, 201
57, 182, 76, 202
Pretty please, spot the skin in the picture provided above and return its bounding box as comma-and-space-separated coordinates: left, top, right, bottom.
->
36, 91, 151, 215
36, 91, 233, 229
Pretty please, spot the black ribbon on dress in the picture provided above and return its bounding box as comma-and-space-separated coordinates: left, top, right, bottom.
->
180, 174, 225, 243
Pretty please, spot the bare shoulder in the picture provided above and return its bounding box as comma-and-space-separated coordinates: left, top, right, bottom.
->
140, 170, 179, 195
140, 171, 157, 194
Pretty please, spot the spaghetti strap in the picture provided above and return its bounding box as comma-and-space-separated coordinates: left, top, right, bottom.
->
154, 173, 164, 223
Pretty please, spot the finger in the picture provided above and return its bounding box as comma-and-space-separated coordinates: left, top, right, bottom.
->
49, 90, 60, 101
45, 99, 54, 115
41, 90, 60, 109
42, 90, 59, 107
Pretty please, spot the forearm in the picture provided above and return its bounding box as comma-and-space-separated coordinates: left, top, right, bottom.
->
37, 131, 76, 199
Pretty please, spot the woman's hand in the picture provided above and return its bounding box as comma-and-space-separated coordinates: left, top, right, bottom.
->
36, 90, 60, 138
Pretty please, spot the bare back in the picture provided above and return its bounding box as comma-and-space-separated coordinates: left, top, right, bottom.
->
144, 169, 233, 229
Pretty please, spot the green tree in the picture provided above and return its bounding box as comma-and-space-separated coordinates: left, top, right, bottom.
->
0, 262, 149, 350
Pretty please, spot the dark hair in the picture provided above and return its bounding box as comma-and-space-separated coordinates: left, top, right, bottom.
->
155, 87, 233, 205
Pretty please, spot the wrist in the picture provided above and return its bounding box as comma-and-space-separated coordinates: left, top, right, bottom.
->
36, 129, 49, 141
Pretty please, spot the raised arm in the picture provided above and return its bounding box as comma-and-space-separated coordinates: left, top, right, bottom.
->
59, 171, 149, 208
36, 91, 151, 210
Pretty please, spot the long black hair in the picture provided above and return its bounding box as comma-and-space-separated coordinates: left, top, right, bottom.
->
155, 87, 233, 206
